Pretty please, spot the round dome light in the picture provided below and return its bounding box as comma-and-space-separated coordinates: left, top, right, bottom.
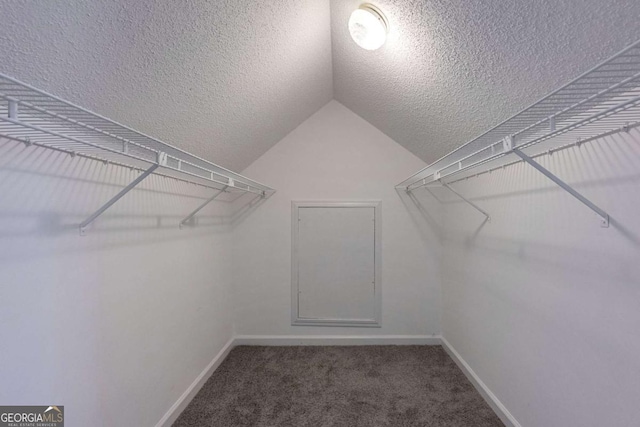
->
348, 4, 388, 51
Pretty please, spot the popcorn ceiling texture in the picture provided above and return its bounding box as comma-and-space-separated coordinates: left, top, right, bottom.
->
331, 0, 640, 165
0, 0, 333, 172
1, 0, 639, 171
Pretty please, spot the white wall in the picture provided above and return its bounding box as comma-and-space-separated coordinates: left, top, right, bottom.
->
439, 129, 640, 426
232, 101, 442, 337
0, 140, 235, 427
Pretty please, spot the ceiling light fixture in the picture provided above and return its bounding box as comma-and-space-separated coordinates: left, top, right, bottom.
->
348, 3, 388, 51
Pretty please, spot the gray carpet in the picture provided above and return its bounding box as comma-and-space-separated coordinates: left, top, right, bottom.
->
173, 346, 504, 427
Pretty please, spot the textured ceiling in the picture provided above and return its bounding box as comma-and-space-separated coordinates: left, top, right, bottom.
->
0, 0, 333, 172
331, 0, 640, 165
1, 1, 639, 172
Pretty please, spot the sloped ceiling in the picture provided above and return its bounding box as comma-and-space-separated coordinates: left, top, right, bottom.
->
1, 0, 639, 171
332, 0, 640, 164
0, 0, 333, 171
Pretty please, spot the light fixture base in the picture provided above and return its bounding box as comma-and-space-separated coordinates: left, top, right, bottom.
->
348, 3, 389, 50
359, 3, 388, 33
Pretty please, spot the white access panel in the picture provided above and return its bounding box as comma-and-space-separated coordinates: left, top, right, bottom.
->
292, 202, 381, 327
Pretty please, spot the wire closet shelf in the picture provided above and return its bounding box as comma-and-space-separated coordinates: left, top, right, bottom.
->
0, 73, 276, 234
0, 73, 275, 197
397, 40, 640, 195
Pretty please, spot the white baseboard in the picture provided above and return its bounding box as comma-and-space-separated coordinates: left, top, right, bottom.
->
233, 334, 441, 346
154, 337, 235, 427
440, 337, 521, 427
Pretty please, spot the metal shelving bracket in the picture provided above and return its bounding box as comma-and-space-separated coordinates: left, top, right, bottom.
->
78, 152, 167, 235
512, 148, 609, 227
401, 177, 490, 220
179, 185, 228, 229
439, 181, 491, 222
